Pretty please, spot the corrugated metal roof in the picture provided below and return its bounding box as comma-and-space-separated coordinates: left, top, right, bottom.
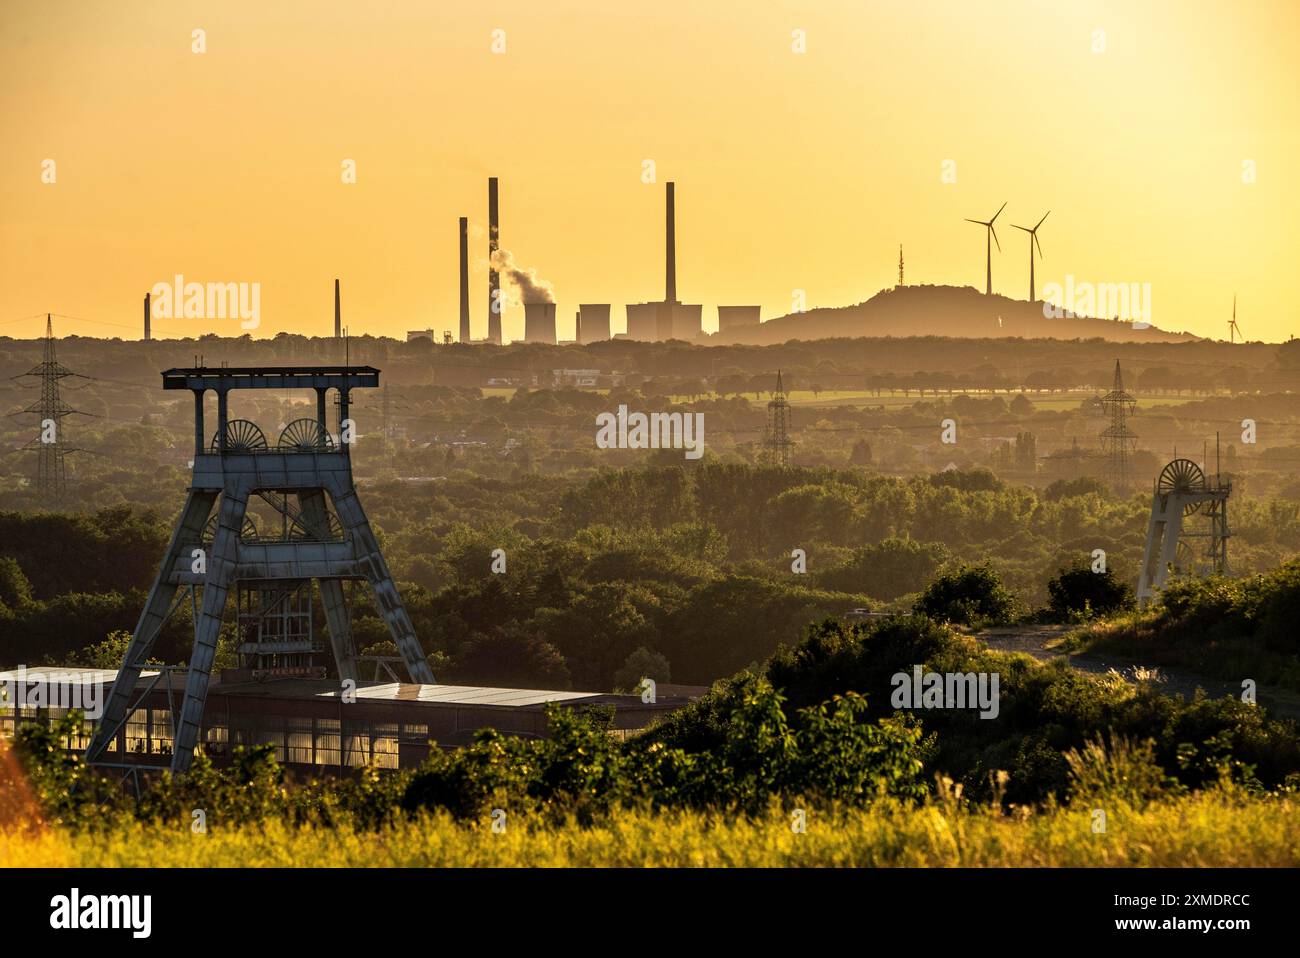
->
323, 683, 605, 707
0, 667, 159, 687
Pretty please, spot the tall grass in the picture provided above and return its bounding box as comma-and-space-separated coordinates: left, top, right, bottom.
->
5, 789, 1297, 867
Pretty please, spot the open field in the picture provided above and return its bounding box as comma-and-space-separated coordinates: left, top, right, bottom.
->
6, 791, 1298, 867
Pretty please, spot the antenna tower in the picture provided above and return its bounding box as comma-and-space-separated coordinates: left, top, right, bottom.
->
898, 245, 904, 287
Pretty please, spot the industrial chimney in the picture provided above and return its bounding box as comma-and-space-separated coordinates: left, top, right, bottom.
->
666, 181, 677, 303
458, 216, 470, 343
143, 292, 151, 341
334, 278, 341, 339
487, 177, 501, 344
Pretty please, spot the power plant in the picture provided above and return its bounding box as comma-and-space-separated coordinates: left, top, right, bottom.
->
717, 305, 761, 342
523, 302, 557, 344
578, 304, 611, 343
623, 181, 702, 342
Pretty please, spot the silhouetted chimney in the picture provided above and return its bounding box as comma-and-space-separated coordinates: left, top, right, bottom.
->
488, 177, 501, 344
334, 279, 341, 338
143, 292, 151, 341
459, 216, 470, 343
666, 181, 676, 303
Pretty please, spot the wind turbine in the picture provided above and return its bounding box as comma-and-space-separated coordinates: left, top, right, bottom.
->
965, 202, 1006, 295
1229, 294, 1243, 343
1011, 210, 1050, 302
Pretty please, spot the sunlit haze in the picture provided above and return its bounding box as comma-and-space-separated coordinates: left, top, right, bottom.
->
2, 0, 1297, 342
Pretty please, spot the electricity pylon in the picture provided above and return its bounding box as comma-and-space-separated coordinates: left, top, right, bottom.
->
1099, 360, 1138, 491
763, 370, 794, 467
11, 315, 87, 503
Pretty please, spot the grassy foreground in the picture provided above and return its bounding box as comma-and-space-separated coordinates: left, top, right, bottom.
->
6, 790, 1299, 867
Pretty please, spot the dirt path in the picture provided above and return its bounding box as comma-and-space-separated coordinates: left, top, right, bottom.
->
973, 625, 1300, 720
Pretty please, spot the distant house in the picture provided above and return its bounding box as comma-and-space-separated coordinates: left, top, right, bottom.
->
551, 368, 600, 388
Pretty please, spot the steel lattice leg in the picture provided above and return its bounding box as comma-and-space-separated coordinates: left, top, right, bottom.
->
88, 489, 216, 763
171, 489, 249, 772
329, 482, 434, 684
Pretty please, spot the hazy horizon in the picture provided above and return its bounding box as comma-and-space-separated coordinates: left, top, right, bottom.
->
3, 0, 1297, 343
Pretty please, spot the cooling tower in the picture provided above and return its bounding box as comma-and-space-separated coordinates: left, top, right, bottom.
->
670, 303, 703, 340
625, 303, 659, 341
578, 304, 611, 343
718, 305, 761, 331
523, 302, 557, 344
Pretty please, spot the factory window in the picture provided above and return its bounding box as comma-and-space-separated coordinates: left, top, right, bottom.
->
314, 718, 341, 767
255, 725, 287, 763
126, 708, 149, 754
286, 716, 313, 764
341, 721, 370, 768
372, 723, 399, 769
150, 709, 174, 755
201, 725, 229, 759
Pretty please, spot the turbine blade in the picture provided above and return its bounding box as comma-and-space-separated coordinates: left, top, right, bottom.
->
990, 201, 1007, 224
1034, 234, 1043, 257
964, 218, 985, 225
1011, 224, 1031, 232
1035, 210, 1051, 229
990, 225, 1001, 251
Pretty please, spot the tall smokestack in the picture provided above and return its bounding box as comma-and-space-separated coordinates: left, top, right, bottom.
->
143, 292, 151, 341
334, 278, 341, 338
666, 181, 676, 303
488, 177, 501, 344
458, 216, 470, 343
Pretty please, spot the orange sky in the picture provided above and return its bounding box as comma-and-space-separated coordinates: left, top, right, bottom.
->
2, 0, 1298, 343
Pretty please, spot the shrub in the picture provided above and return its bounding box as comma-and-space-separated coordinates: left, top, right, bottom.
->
913, 565, 1017, 626
1046, 563, 1135, 620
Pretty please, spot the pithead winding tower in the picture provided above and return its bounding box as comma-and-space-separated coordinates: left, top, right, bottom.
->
87, 365, 433, 774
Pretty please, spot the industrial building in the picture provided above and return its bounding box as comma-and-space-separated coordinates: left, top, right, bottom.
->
523, 302, 558, 344
625, 181, 702, 342
717, 305, 761, 339
578, 304, 611, 343
1, 667, 695, 774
